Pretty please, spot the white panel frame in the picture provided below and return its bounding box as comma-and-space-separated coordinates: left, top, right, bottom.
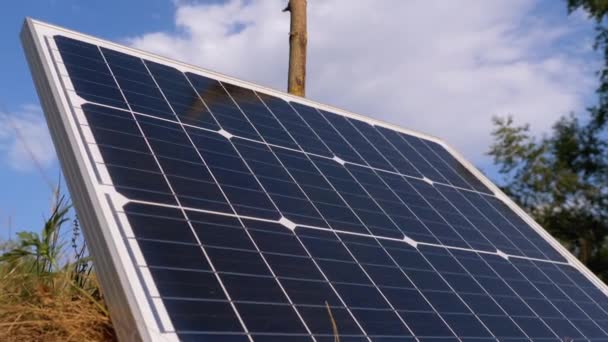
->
21, 17, 608, 342
21, 19, 177, 342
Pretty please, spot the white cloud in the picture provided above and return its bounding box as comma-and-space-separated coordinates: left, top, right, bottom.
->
129, 0, 597, 164
0, 105, 56, 171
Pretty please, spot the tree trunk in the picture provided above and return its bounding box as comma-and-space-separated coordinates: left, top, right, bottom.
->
580, 236, 592, 265
284, 0, 307, 97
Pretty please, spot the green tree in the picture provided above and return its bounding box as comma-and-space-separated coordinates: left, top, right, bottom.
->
489, 0, 608, 279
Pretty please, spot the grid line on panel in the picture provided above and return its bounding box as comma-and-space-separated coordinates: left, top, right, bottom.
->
72, 90, 576, 268
59, 86, 496, 201
340, 118, 424, 186
401, 134, 480, 195
302, 106, 506, 253
49, 82, 106, 190
117, 192, 573, 271
54, 40, 403, 160
173, 63, 420, 340
437, 189, 569, 265
51, 40, 495, 196
200, 75, 423, 339
475, 192, 562, 262
525, 261, 608, 337
294, 107, 473, 248
316, 110, 398, 173
283, 103, 508, 340
72, 92, 572, 266
418, 252, 535, 340
182, 75, 389, 340
405, 184, 535, 263
78, 45, 188, 334
368, 125, 478, 200
436, 185, 556, 265
255, 99, 470, 340
418, 138, 486, 193
441, 188, 527, 256
506, 257, 608, 339
140, 59, 323, 340
50, 37, 498, 194
371, 126, 451, 185
286, 97, 604, 340
97, 46, 253, 339
102, 194, 157, 332
264, 164, 423, 337
549, 262, 608, 315
396, 134, 469, 189
460, 256, 567, 340
101, 186, 174, 332
506, 204, 571, 262
359, 176, 580, 338
346, 116, 450, 186
327, 171, 520, 339
133, 255, 592, 336
485, 258, 591, 339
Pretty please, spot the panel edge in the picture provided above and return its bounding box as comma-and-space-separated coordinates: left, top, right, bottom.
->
20, 17, 155, 342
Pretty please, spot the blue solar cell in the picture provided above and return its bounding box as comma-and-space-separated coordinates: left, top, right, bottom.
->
146, 60, 221, 130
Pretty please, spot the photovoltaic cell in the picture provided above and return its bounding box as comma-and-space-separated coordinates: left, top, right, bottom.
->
22, 19, 608, 342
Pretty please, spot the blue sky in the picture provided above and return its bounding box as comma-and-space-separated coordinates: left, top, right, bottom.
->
0, 0, 600, 238
1, 0, 175, 238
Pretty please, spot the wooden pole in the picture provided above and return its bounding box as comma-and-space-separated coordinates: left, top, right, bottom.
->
283, 0, 307, 97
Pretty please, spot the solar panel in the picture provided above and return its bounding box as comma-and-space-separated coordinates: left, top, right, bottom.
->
22, 18, 608, 341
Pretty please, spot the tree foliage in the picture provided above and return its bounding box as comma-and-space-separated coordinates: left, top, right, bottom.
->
568, 0, 608, 22
489, 115, 608, 275
489, 0, 608, 279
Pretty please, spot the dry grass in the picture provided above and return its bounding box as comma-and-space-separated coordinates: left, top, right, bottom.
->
0, 264, 116, 342
0, 193, 117, 341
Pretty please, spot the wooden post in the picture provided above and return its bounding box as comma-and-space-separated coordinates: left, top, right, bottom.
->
283, 0, 307, 97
